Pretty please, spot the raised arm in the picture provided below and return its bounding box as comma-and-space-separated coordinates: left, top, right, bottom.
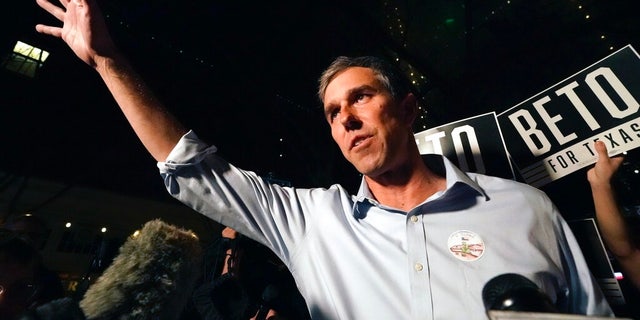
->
35, 0, 187, 161
587, 140, 640, 289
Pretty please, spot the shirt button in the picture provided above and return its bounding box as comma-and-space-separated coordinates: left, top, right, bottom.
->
410, 216, 418, 223
414, 263, 424, 272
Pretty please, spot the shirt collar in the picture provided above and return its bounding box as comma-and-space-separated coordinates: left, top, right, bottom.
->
353, 154, 488, 215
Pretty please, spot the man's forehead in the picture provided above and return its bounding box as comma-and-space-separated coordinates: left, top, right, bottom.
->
325, 68, 380, 99
328, 66, 376, 84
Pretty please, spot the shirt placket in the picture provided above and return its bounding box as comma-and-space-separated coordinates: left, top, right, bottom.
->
407, 207, 433, 319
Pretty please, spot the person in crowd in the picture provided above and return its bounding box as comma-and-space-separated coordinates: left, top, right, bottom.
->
192, 226, 309, 320
1, 214, 65, 303
587, 140, 640, 290
0, 228, 63, 320
1, 215, 65, 319
34, 0, 613, 318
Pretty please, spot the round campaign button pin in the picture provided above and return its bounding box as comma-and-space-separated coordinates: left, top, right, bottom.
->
448, 230, 485, 262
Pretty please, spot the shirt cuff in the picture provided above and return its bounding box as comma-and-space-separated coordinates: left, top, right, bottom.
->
157, 130, 218, 171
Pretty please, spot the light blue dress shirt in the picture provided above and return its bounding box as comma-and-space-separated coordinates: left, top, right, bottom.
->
158, 130, 613, 319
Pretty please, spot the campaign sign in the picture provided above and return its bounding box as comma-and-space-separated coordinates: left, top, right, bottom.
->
414, 112, 515, 180
497, 45, 640, 187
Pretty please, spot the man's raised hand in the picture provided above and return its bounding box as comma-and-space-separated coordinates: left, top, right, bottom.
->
35, 0, 117, 68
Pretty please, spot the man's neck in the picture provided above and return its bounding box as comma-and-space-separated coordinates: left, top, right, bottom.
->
365, 158, 446, 211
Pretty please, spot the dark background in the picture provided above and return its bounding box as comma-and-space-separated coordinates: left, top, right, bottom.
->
2, 0, 640, 317
2, 0, 640, 233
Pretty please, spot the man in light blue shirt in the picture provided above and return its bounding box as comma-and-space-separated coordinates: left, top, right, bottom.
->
36, 0, 613, 318
158, 131, 613, 319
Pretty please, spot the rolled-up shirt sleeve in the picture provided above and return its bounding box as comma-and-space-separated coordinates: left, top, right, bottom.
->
157, 130, 309, 261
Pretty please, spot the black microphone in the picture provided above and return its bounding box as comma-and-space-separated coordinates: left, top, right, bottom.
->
255, 284, 279, 320
482, 273, 559, 313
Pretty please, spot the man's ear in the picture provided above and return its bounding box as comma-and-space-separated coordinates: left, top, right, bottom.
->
399, 93, 418, 126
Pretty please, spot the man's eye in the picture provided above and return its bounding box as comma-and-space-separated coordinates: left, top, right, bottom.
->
354, 93, 370, 104
329, 109, 339, 121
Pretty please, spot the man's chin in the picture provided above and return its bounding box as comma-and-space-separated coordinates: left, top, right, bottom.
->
357, 166, 385, 179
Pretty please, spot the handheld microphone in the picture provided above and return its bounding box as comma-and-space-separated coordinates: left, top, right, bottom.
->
482, 273, 559, 313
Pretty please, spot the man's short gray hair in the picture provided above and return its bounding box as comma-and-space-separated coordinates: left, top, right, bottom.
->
317, 56, 416, 103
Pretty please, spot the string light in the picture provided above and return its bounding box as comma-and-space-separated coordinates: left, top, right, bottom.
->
382, 1, 407, 47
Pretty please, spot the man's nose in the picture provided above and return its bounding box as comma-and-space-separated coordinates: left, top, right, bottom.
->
339, 107, 361, 130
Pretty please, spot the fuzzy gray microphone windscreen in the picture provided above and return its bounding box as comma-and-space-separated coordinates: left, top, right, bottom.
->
78, 219, 202, 320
